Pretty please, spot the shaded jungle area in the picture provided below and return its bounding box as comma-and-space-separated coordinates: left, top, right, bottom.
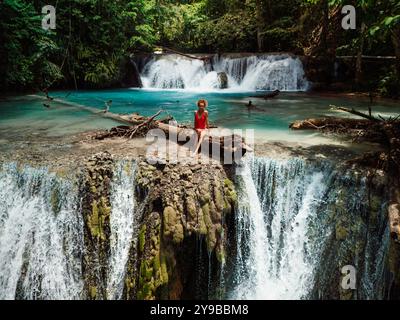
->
0, 0, 399, 96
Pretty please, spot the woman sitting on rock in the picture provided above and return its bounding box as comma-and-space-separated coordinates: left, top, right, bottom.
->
193, 99, 209, 155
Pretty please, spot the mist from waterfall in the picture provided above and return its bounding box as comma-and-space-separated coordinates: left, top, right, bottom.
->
227, 156, 389, 300
140, 54, 309, 91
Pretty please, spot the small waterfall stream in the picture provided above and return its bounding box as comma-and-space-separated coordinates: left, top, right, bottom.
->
107, 161, 138, 300
141, 54, 309, 91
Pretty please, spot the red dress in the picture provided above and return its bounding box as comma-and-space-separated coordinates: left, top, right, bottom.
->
194, 111, 207, 130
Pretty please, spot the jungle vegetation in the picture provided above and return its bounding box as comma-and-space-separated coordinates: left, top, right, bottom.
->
0, 0, 399, 96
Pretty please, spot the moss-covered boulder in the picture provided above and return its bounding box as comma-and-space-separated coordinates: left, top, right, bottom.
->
125, 158, 237, 300
81, 152, 114, 300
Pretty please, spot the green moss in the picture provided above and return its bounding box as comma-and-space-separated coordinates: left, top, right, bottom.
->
151, 235, 158, 247
199, 208, 208, 235
226, 189, 237, 204
223, 199, 232, 214
206, 230, 217, 252
224, 178, 234, 191
214, 188, 224, 211
340, 290, 353, 300
186, 196, 197, 218
89, 286, 97, 299
336, 224, 349, 241
160, 254, 168, 284
139, 225, 147, 253
50, 188, 61, 215
90, 185, 97, 194
216, 245, 225, 263
137, 258, 159, 300
140, 260, 153, 281
89, 200, 100, 238
202, 203, 212, 229
163, 206, 176, 237
163, 206, 184, 244
99, 196, 111, 217
199, 191, 211, 205
153, 252, 161, 271
173, 223, 184, 244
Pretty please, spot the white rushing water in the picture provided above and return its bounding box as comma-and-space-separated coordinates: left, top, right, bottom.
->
0, 158, 389, 300
230, 156, 332, 299
0, 161, 140, 300
141, 54, 309, 91
229, 156, 390, 300
0, 163, 84, 300
107, 161, 138, 300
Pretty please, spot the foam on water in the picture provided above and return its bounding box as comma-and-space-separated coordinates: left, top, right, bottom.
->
141, 54, 309, 91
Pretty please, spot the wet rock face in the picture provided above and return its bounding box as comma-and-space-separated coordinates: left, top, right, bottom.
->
120, 57, 143, 88
217, 72, 228, 89
311, 168, 390, 300
128, 159, 237, 300
81, 152, 114, 300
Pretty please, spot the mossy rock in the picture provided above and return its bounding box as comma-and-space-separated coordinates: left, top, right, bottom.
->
216, 244, 225, 263
214, 188, 224, 212
336, 224, 349, 241
50, 188, 61, 215
173, 223, 184, 244
163, 206, 184, 244
186, 196, 197, 219
89, 200, 100, 238
139, 224, 147, 253
89, 286, 97, 299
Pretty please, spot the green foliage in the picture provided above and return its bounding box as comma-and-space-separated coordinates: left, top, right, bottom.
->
378, 68, 400, 98
0, 0, 60, 90
197, 11, 257, 52
0, 0, 399, 95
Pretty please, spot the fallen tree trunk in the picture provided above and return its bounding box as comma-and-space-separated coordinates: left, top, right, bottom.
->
330, 105, 380, 122
95, 110, 252, 161
289, 117, 372, 130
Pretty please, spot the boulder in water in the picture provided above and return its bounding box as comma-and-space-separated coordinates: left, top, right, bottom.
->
217, 72, 228, 89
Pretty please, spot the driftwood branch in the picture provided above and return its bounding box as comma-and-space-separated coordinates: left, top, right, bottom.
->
330, 105, 381, 122
125, 110, 163, 139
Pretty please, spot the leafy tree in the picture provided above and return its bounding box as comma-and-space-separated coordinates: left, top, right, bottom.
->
0, 0, 60, 91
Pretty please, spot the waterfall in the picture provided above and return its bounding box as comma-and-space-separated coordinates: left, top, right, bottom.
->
141, 54, 309, 91
228, 156, 389, 300
0, 161, 140, 300
0, 163, 84, 300
0, 157, 390, 300
107, 161, 138, 300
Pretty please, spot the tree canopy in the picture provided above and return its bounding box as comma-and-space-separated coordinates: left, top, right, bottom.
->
0, 0, 399, 96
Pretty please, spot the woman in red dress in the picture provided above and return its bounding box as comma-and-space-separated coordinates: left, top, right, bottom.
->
193, 99, 209, 155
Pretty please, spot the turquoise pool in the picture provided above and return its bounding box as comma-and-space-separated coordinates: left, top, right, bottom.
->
0, 89, 399, 143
